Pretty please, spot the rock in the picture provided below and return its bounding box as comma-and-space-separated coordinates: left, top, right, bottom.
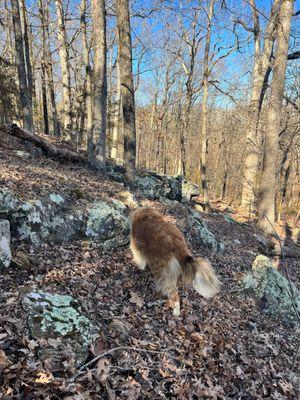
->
13, 193, 83, 246
85, 200, 129, 251
0, 220, 12, 268
242, 255, 300, 325
22, 290, 98, 367
182, 180, 200, 203
0, 190, 19, 217
134, 172, 182, 201
188, 211, 225, 252
13, 150, 31, 159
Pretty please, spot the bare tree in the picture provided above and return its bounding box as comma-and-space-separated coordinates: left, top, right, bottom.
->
88, 0, 107, 170
79, 0, 92, 148
116, 0, 136, 182
239, 0, 281, 212
200, 0, 214, 212
55, 0, 72, 139
258, 0, 294, 233
11, 0, 33, 131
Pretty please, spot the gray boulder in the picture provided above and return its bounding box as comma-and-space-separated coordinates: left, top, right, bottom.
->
134, 173, 182, 201
85, 200, 130, 251
0, 190, 19, 217
188, 211, 225, 252
182, 180, 200, 203
0, 220, 12, 268
242, 255, 300, 325
23, 290, 98, 367
13, 193, 84, 246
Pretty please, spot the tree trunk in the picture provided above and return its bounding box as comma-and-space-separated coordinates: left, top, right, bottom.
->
38, 0, 49, 135
240, 0, 281, 212
55, 0, 72, 139
258, 0, 294, 233
19, 0, 33, 109
44, 3, 60, 136
116, 0, 136, 182
80, 0, 93, 150
200, 0, 214, 212
11, 0, 33, 131
111, 51, 122, 161
88, 0, 107, 170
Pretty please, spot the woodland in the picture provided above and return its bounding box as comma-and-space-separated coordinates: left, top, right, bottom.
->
0, 0, 299, 398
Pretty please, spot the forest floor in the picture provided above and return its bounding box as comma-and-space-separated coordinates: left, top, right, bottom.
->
0, 133, 299, 399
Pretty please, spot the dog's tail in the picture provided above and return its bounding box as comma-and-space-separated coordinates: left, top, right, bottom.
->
182, 256, 221, 298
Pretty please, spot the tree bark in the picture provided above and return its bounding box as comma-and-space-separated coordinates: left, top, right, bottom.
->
258, 0, 294, 233
44, 3, 60, 136
55, 0, 72, 139
240, 0, 281, 212
111, 49, 122, 161
200, 0, 214, 212
116, 0, 136, 182
80, 0, 93, 150
89, 0, 107, 170
11, 0, 33, 131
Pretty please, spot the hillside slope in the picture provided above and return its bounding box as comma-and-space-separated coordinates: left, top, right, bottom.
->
0, 133, 299, 399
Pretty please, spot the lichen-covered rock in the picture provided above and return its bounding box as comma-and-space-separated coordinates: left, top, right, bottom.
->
12, 193, 83, 245
242, 255, 300, 325
0, 220, 11, 268
182, 180, 200, 203
134, 173, 182, 201
85, 200, 129, 250
0, 190, 20, 217
23, 290, 98, 366
188, 211, 225, 252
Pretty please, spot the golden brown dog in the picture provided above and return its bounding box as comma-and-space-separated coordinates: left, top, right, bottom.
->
130, 207, 221, 316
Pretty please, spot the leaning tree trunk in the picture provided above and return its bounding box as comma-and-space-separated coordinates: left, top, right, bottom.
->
116, 0, 136, 183
55, 0, 72, 140
200, 0, 214, 212
88, 0, 107, 170
240, 0, 281, 213
258, 0, 294, 233
11, 0, 33, 131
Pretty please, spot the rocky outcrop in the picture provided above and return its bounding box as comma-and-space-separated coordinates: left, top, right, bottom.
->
0, 220, 11, 268
22, 290, 98, 367
242, 255, 300, 325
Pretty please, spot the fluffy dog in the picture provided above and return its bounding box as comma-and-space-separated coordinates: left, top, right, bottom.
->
130, 207, 221, 316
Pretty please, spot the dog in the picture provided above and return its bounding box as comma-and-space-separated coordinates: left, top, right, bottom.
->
130, 207, 221, 316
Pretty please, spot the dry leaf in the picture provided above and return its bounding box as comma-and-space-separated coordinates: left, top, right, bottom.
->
35, 371, 53, 384
0, 349, 10, 367
129, 291, 144, 308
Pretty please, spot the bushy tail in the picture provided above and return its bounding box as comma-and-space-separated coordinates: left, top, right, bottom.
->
182, 256, 221, 298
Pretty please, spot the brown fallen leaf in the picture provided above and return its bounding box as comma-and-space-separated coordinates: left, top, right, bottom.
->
129, 291, 144, 308
0, 349, 10, 367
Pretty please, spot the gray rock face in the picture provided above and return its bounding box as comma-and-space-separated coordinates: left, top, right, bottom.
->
182, 180, 200, 203
242, 255, 300, 325
85, 200, 130, 251
0, 190, 20, 217
0, 220, 12, 268
188, 211, 225, 252
23, 290, 98, 367
134, 173, 182, 201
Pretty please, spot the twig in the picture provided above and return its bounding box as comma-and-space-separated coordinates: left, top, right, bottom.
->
73, 345, 173, 380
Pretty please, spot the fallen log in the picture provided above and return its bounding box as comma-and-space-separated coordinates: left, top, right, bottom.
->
3, 124, 87, 164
